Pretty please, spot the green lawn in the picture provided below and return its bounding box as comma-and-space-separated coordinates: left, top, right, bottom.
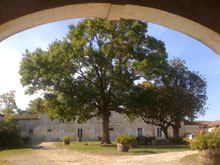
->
0, 148, 33, 159
180, 153, 199, 164
0, 148, 34, 164
56, 141, 189, 155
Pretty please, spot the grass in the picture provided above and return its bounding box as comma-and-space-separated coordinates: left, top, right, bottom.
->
56, 141, 189, 155
180, 153, 199, 164
0, 148, 33, 159
0, 147, 34, 165
0, 160, 10, 165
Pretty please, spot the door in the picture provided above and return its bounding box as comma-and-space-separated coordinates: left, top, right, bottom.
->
109, 130, 114, 141
89, 129, 95, 140
47, 129, 52, 142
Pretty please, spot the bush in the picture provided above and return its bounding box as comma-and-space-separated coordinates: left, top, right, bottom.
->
137, 136, 155, 145
190, 127, 220, 150
169, 137, 187, 145
98, 136, 102, 141
137, 136, 145, 145
62, 136, 71, 144
0, 115, 22, 149
22, 137, 31, 145
115, 135, 137, 145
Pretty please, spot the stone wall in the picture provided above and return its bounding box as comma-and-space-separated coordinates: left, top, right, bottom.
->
16, 113, 175, 142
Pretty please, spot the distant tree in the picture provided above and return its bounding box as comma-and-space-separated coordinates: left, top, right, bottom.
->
19, 18, 168, 144
16, 108, 26, 114
165, 58, 207, 137
26, 98, 45, 114
126, 58, 207, 138
0, 90, 18, 115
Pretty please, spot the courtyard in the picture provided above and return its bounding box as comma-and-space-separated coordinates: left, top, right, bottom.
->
0, 142, 197, 165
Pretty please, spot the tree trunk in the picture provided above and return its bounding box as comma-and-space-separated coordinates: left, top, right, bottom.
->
162, 128, 169, 139
102, 116, 111, 144
172, 123, 180, 138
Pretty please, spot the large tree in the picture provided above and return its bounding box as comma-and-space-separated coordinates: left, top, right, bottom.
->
127, 58, 207, 138
0, 90, 18, 115
19, 18, 167, 144
126, 82, 175, 139
165, 58, 207, 137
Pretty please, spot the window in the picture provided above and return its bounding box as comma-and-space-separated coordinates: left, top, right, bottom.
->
109, 127, 114, 131
157, 128, 162, 138
78, 129, 83, 138
137, 128, 143, 136
89, 118, 95, 123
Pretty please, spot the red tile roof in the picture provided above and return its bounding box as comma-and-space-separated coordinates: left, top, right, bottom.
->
184, 120, 211, 126
13, 114, 40, 120
207, 120, 220, 127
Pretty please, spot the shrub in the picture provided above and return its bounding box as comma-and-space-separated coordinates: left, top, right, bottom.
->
98, 136, 102, 141
62, 136, 71, 144
137, 136, 155, 145
0, 115, 22, 149
169, 137, 187, 145
137, 136, 145, 145
115, 135, 137, 145
22, 137, 31, 145
190, 127, 220, 150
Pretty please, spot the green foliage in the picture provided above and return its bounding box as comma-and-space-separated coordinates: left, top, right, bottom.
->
169, 137, 186, 145
0, 115, 22, 149
19, 18, 168, 143
126, 58, 207, 138
115, 135, 137, 145
190, 127, 220, 150
136, 136, 155, 145
26, 98, 45, 114
22, 137, 31, 145
62, 136, 71, 143
0, 90, 18, 115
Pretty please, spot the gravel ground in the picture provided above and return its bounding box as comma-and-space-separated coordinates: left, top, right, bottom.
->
2, 142, 198, 165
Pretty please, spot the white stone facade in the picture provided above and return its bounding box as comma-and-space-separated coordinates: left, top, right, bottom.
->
15, 113, 177, 142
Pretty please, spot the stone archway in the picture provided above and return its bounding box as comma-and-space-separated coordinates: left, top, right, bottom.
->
0, 1, 220, 55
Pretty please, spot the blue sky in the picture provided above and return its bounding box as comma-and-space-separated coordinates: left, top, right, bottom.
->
0, 18, 219, 121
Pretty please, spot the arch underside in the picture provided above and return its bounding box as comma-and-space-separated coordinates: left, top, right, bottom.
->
0, 3, 219, 55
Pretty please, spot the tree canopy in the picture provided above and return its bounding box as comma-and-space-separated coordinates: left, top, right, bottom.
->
19, 18, 168, 143
0, 90, 18, 115
26, 97, 45, 114
126, 58, 207, 138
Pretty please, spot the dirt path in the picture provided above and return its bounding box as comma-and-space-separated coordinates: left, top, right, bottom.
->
2, 142, 197, 165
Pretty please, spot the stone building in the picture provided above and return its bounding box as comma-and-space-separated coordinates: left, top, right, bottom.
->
13, 112, 177, 142
183, 120, 220, 134
183, 120, 210, 135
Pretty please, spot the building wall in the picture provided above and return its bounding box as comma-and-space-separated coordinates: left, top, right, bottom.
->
16, 113, 175, 142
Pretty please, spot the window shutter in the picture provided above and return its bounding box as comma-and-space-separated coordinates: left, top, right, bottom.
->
142, 128, 145, 136
135, 128, 138, 137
